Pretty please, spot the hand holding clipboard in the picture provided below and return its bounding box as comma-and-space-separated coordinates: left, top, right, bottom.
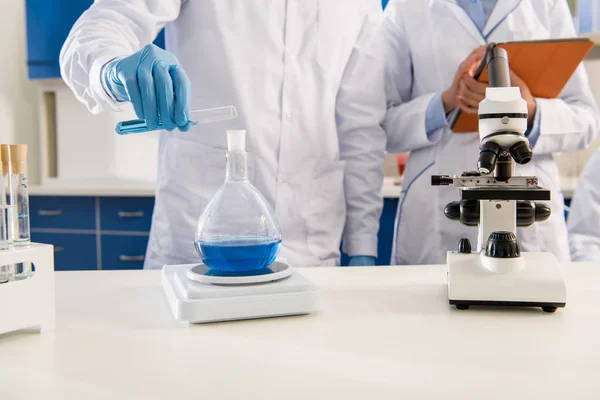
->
449, 38, 594, 133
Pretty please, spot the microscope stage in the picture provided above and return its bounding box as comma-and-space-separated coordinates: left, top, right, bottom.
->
460, 187, 551, 201
447, 251, 566, 312
162, 264, 319, 323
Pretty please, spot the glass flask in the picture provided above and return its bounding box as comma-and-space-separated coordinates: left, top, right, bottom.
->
195, 130, 282, 272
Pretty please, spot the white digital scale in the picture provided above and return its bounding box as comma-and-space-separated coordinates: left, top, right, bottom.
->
161, 260, 319, 323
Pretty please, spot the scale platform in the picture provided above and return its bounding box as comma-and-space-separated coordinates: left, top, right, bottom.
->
161, 261, 319, 324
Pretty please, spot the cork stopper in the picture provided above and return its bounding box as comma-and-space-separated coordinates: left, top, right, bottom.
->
0, 144, 28, 174
8, 145, 27, 174
0, 145, 9, 173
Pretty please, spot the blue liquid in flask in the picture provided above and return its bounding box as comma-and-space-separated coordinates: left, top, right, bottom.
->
195, 237, 282, 272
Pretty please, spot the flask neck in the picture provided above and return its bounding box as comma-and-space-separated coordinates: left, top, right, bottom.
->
226, 151, 248, 181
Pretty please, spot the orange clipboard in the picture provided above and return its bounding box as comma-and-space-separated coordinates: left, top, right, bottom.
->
450, 38, 594, 133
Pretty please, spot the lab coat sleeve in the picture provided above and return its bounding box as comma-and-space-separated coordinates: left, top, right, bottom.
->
336, 8, 387, 258
532, 0, 600, 155
382, 4, 443, 154
567, 151, 600, 262
59, 0, 182, 114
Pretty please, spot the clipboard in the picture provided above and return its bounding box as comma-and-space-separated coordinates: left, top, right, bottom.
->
449, 38, 594, 133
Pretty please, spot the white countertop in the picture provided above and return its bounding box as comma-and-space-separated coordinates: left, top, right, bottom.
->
1, 265, 599, 399
30, 179, 403, 198
382, 176, 402, 198
29, 182, 156, 197
29, 176, 579, 199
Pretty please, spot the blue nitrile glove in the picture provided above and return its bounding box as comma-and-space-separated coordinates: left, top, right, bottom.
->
347, 256, 377, 266
103, 44, 191, 132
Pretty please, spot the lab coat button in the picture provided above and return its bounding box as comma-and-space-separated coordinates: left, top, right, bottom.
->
279, 175, 288, 183
285, 113, 293, 121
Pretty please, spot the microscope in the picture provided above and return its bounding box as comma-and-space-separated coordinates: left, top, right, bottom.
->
432, 44, 566, 313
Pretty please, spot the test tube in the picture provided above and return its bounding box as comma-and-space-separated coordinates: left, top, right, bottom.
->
0, 160, 9, 284
0, 145, 14, 282
9, 145, 31, 279
115, 105, 238, 135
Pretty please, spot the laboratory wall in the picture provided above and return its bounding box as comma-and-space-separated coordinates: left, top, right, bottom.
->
0, 1, 39, 183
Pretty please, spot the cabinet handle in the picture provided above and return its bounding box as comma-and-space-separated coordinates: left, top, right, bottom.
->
38, 210, 62, 216
119, 255, 145, 262
118, 211, 144, 218
54, 246, 64, 253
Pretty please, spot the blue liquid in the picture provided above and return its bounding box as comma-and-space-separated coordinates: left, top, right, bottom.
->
204, 268, 274, 277
195, 238, 282, 272
115, 119, 197, 135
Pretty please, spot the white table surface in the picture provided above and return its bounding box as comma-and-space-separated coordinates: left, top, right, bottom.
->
1, 264, 599, 399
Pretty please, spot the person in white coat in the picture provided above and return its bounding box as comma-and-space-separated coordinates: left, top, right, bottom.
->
60, 0, 387, 269
567, 149, 600, 261
383, 0, 600, 265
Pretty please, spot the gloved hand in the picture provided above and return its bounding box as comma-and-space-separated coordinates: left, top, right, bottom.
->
347, 256, 377, 267
103, 44, 191, 132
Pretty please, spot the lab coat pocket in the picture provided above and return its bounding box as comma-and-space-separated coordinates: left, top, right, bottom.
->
307, 159, 347, 264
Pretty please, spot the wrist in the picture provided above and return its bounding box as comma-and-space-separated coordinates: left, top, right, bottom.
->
102, 58, 126, 102
442, 90, 455, 114
527, 98, 537, 125
348, 255, 377, 267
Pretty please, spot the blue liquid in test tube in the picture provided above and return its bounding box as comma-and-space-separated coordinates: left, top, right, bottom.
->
115, 105, 238, 135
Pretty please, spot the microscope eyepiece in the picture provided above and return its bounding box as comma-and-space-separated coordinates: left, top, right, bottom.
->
477, 141, 502, 174
509, 141, 533, 165
486, 47, 511, 88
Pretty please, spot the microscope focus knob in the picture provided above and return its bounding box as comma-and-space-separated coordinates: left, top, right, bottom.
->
485, 231, 521, 258
516, 201, 552, 226
458, 238, 472, 254
444, 200, 479, 226
534, 202, 551, 222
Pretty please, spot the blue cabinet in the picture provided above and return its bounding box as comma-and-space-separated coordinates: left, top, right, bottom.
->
31, 232, 97, 271
25, 0, 91, 79
101, 234, 149, 270
25, 0, 165, 79
30, 196, 96, 230
99, 197, 155, 232
31, 195, 152, 270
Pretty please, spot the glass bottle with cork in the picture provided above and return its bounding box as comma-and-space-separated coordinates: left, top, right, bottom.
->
10, 145, 31, 279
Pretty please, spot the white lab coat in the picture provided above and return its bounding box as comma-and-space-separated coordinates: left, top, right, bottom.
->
384, 0, 600, 265
567, 149, 600, 261
60, 0, 387, 269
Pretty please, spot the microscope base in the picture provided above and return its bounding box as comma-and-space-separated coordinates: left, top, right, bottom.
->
447, 251, 566, 312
